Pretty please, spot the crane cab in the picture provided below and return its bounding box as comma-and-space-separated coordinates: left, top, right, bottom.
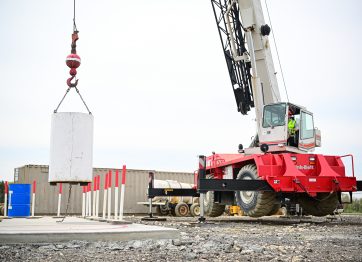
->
256, 102, 321, 153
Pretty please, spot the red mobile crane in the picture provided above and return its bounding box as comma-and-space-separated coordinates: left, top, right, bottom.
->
148, 0, 361, 219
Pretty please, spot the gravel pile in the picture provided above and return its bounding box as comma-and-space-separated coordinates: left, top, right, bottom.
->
1, 215, 361, 261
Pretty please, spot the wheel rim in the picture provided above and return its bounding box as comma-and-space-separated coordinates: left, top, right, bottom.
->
179, 205, 188, 216
194, 206, 200, 216
239, 176, 255, 205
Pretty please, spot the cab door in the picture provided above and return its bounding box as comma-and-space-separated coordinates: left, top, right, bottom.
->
298, 111, 315, 151
260, 103, 288, 145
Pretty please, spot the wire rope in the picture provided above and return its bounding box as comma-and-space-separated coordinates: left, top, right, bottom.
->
264, 0, 289, 102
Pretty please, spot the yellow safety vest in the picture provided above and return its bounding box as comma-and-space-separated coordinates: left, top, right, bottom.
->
288, 119, 296, 135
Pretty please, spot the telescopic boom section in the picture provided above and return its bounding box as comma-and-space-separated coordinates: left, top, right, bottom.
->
211, 0, 280, 124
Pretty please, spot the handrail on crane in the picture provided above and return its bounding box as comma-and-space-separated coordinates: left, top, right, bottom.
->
337, 154, 355, 178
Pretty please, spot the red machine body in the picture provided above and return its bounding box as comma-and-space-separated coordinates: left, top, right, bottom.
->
66, 53, 81, 75
205, 153, 356, 197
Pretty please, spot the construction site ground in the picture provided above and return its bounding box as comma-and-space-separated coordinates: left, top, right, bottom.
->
0, 214, 361, 262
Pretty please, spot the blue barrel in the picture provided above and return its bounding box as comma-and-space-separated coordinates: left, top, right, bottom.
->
8, 184, 31, 217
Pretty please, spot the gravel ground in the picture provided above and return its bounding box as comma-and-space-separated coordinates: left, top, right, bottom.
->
0, 215, 361, 262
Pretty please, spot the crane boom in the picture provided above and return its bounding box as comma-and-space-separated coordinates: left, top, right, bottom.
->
211, 0, 281, 143
211, 0, 254, 115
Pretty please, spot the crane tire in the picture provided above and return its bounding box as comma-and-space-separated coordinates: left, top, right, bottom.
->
190, 203, 200, 217
174, 202, 190, 217
268, 203, 282, 216
204, 175, 226, 217
298, 192, 339, 216
235, 164, 278, 217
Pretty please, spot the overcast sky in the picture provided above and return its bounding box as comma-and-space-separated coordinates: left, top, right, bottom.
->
0, 0, 361, 187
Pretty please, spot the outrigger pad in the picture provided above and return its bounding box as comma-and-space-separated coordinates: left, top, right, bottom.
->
141, 217, 167, 221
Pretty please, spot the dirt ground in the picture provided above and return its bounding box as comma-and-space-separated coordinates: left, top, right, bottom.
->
0, 215, 361, 262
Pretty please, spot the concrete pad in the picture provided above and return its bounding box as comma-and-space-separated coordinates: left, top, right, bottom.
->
0, 216, 179, 244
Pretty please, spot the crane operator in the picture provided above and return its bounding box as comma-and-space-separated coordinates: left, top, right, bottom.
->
287, 109, 298, 147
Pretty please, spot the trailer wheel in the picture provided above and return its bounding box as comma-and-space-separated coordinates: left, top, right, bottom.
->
235, 164, 277, 217
298, 192, 339, 216
174, 202, 190, 217
204, 175, 226, 217
190, 203, 200, 217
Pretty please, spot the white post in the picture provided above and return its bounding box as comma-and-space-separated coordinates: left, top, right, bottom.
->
57, 194, 61, 217
114, 187, 119, 220
4, 182, 8, 217
31, 180, 36, 217
107, 170, 112, 219
114, 170, 119, 220
102, 173, 108, 219
4, 194, 7, 217
31, 193, 35, 217
96, 176, 100, 217
92, 178, 96, 217
85, 185, 89, 217
57, 183, 62, 217
119, 184, 125, 220
119, 165, 127, 220
82, 186, 86, 217
88, 185, 92, 217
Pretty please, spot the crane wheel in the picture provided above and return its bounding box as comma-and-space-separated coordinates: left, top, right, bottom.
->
235, 164, 278, 217
298, 192, 339, 216
204, 175, 226, 217
174, 202, 190, 217
190, 203, 200, 217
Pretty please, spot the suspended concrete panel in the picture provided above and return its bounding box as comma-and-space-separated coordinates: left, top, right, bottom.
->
49, 112, 93, 183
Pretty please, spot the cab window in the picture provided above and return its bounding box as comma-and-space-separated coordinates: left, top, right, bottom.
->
300, 112, 314, 139
262, 103, 286, 128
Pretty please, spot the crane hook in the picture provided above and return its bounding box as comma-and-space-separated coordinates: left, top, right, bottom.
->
67, 75, 79, 88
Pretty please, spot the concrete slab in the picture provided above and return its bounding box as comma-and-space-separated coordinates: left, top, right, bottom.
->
0, 216, 179, 244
